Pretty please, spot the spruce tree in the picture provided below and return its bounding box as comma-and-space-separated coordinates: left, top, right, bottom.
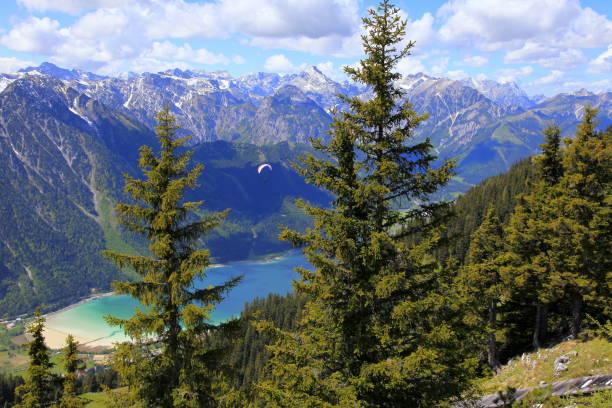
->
102, 106, 241, 407
550, 107, 611, 337
457, 206, 506, 372
503, 124, 564, 349
15, 309, 55, 408
258, 1, 476, 406
54, 335, 86, 408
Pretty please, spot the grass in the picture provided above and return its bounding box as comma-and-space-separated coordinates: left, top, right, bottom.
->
83, 390, 110, 408
476, 337, 611, 395
96, 190, 141, 281
0, 349, 29, 374
83, 387, 127, 408
563, 388, 612, 407
51, 338, 612, 407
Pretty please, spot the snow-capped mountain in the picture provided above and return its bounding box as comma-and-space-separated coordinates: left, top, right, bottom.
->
461, 77, 535, 109
1, 62, 610, 185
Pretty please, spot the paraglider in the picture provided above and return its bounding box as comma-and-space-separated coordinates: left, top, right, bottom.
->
257, 163, 272, 183
257, 163, 272, 174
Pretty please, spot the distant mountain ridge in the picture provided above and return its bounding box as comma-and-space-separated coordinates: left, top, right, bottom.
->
0, 73, 329, 317
2, 62, 609, 187
0, 62, 610, 317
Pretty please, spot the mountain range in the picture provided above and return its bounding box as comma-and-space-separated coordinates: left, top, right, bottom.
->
3, 62, 609, 185
0, 62, 610, 317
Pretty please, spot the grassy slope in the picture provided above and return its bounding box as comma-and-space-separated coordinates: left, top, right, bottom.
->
476, 338, 611, 395
80, 339, 611, 407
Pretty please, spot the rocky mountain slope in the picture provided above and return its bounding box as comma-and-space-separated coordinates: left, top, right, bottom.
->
0, 62, 610, 316
0, 74, 329, 317
4, 62, 609, 186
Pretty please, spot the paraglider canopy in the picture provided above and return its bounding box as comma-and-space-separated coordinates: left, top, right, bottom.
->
257, 163, 272, 174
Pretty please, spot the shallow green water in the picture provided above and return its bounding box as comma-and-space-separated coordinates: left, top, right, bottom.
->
46, 252, 306, 344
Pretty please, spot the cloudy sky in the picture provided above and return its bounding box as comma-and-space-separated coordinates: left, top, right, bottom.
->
0, 0, 610, 95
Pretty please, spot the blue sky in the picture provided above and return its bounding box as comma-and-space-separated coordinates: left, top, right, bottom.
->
0, 0, 610, 95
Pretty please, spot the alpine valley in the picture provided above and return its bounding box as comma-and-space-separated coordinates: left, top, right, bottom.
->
0, 62, 610, 317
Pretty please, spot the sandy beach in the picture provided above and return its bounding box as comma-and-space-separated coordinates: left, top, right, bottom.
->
43, 291, 116, 320
33, 251, 297, 350
38, 292, 117, 350
38, 326, 95, 350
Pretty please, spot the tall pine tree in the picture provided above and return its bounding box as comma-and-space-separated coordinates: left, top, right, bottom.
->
550, 107, 611, 337
457, 206, 506, 372
503, 125, 564, 349
103, 106, 241, 407
258, 1, 477, 406
54, 335, 86, 408
15, 309, 55, 408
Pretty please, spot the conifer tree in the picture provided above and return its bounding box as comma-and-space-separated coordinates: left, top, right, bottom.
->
505, 111, 611, 344
258, 1, 476, 406
15, 309, 55, 408
539, 125, 563, 186
54, 335, 86, 408
550, 107, 611, 337
503, 124, 565, 349
102, 106, 241, 407
457, 206, 505, 372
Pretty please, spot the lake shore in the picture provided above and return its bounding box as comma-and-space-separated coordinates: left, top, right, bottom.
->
40, 292, 117, 350
38, 250, 298, 350
43, 291, 116, 321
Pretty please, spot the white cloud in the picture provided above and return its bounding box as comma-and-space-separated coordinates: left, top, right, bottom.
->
430, 57, 449, 76
4, 0, 363, 71
530, 70, 564, 86
232, 55, 246, 65
263, 54, 305, 73
144, 1, 228, 40
21, 0, 360, 41
0, 57, 35, 73
249, 32, 363, 58
437, 0, 612, 71
438, 0, 578, 49
404, 12, 435, 51
396, 56, 427, 76
248, 8, 434, 57
17, 0, 126, 14
504, 43, 586, 70
538, 49, 586, 70
446, 69, 467, 80
560, 78, 612, 94
144, 41, 231, 65
458, 55, 488, 67
314, 61, 347, 81
221, 0, 359, 39
562, 6, 612, 48
588, 46, 612, 74
0, 17, 67, 54
497, 65, 533, 83
70, 7, 131, 40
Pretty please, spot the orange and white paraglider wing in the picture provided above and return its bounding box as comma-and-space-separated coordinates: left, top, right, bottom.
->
257, 163, 272, 174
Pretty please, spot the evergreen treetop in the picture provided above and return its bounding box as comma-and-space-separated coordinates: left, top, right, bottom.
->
458, 206, 506, 372
54, 335, 86, 408
537, 125, 563, 186
14, 309, 54, 408
103, 106, 241, 407
259, 1, 476, 406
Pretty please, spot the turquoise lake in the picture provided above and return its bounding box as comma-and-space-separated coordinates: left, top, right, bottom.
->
45, 251, 307, 345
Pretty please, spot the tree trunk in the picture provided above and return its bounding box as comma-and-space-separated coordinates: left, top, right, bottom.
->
570, 294, 583, 338
532, 303, 548, 349
488, 299, 501, 373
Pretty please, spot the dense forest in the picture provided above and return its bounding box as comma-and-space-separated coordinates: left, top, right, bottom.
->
2, 1, 610, 407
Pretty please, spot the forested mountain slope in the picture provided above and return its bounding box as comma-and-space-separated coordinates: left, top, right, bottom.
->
2, 63, 611, 189
0, 76, 329, 318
